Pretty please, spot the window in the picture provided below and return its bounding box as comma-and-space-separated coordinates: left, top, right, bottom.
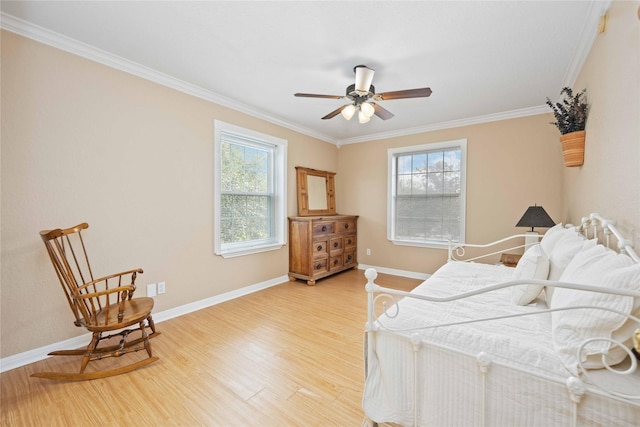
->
214, 121, 287, 257
388, 139, 466, 248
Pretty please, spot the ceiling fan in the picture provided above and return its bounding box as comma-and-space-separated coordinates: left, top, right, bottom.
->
294, 65, 432, 123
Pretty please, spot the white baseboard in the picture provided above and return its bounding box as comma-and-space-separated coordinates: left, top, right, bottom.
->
357, 263, 431, 281
1, 267, 426, 373
151, 274, 289, 324
0, 274, 289, 373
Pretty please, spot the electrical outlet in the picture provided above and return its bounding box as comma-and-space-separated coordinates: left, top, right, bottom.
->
366, 248, 371, 256
157, 281, 166, 294
146, 283, 157, 297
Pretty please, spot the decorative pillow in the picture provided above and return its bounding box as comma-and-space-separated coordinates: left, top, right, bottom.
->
511, 244, 550, 305
551, 263, 640, 373
539, 223, 566, 257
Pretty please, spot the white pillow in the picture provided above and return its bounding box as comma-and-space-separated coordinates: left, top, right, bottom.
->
556, 244, 637, 369
539, 223, 566, 257
551, 263, 640, 372
511, 244, 550, 305
560, 243, 634, 284
545, 233, 595, 305
548, 230, 591, 282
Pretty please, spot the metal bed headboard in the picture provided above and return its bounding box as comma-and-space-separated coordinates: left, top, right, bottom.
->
574, 213, 639, 263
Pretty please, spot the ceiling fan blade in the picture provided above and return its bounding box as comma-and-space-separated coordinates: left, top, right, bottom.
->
294, 93, 343, 99
377, 87, 432, 100
321, 105, 348, 120
371, 103, 395, 120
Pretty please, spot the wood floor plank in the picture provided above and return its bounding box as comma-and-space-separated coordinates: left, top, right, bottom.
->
1, 269, 420, 426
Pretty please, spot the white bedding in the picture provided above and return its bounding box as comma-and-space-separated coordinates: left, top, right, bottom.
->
363, 260, 640, 426
372, 261, 568, 377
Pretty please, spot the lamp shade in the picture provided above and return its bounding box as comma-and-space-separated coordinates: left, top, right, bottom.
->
358, 109, 371, 123
341, 104, 356, 120
360, 102, 375, 118
515, 205, 556, 232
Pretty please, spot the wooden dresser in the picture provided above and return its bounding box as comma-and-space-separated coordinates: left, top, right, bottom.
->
288, 215, 358, 285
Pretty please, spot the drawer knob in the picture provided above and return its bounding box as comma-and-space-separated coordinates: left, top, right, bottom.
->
344, 224, 349, 229
321, 225, 327, 232
346, 255, 352, 262
315, 264, 322, 270
347, 239, 352, 244
333, 259, 338, 265
333, 242, 338, 248
317, 245, 322, 251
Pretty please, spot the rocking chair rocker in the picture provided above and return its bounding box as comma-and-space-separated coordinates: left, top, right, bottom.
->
35, 223, 159, 380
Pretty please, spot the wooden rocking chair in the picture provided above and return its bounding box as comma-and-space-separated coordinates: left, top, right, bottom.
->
34, 223, 159, 380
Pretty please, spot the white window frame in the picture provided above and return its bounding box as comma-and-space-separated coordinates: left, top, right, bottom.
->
387, 139, 467, 249
213, 120, 287, 258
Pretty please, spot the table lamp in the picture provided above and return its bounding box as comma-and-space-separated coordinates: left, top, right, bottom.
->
516, 205, 555, 249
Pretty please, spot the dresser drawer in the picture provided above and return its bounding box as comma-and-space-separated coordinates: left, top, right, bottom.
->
344, 234, 356, 248
344, 248, 356, 266
336, 219, 356, 234
329, 254, 343, 271
313, 221, 334, 235
313, 257, 328, 273
329, 237, 342, 251
312, 240, 328, 255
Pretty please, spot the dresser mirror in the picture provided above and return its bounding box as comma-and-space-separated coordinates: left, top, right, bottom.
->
295, 166, 336, 216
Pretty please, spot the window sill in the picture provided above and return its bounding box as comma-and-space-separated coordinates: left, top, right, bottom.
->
390, 239, 461, 250
216, 243, 284, 258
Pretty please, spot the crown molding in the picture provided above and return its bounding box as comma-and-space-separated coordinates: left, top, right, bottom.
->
0, 12, 338, 145
336, 105, 549, 146
562, 0, 611, 87
2, 9, 596, 148
340, 0, 608, 146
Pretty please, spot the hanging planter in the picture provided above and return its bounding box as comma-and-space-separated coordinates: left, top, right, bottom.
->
546, 87, 589, 167
560, 130, 585, 167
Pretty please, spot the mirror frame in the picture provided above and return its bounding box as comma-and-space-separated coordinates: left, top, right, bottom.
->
295, 166, 336, 216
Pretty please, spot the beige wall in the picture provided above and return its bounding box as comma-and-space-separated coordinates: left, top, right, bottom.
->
563, 0, 640, 241
2, 1, 637, 359
337, 114, 564, 274
338, 0, 640, 275
0, 31, 338, 357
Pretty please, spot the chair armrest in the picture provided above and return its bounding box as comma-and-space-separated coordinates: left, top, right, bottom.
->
74, 285, 135, 299
73, 284, 139, 323
74, 268, 144, 323
76, 268, 143, 299
79, 268, 143, 287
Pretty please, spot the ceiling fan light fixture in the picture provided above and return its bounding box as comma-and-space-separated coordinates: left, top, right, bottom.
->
295, 64, 432, 122
354, 65, 375, 95
358, 109, 371, 124
341, 104, 356, 120
360, 102, 375, 118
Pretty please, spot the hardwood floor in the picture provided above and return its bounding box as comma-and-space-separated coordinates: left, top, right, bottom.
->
1, 268, 420, 426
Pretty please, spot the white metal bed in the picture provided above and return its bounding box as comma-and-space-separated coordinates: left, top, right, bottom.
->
363, 214, 640, 427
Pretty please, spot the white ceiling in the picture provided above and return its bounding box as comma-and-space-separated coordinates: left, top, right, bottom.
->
1, 1, 607, 144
